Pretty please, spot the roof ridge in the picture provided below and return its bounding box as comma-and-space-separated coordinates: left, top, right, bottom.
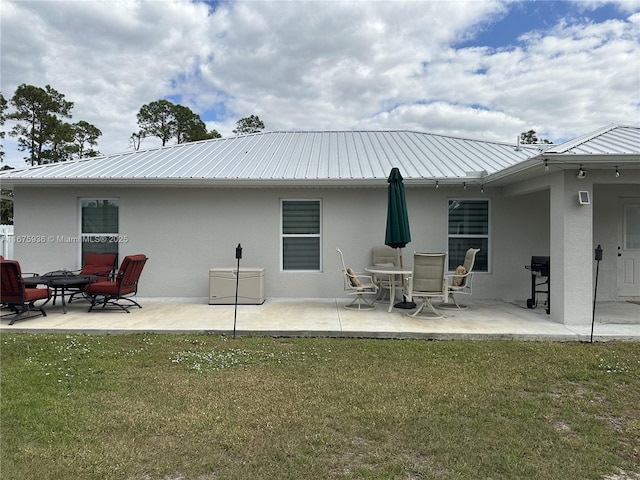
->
242, 129, 538, 149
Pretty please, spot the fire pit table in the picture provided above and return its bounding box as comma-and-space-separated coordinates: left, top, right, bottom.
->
23, 271, 98, 314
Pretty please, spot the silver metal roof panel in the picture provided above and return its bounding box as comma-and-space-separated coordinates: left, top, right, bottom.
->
545, 124, 640, 155
0, 129, 575, 187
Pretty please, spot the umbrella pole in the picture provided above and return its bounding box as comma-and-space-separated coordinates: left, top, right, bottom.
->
394, 248, 416, 309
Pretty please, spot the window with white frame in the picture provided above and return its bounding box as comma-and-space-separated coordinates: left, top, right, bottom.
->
281, 199, 321, 271
624, 204, 640, 249
447, 199, 489, 272
80, 198, 119, 262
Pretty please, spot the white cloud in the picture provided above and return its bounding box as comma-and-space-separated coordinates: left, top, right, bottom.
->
571, 0, 640, 14
2, 0, 214, 163
1, 0, 638, 167
198, 1, 506, 128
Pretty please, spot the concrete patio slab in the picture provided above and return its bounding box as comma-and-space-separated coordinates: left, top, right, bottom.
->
2, 296, 638, 342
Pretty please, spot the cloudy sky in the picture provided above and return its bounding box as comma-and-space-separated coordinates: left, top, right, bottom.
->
1, 0, 639, 168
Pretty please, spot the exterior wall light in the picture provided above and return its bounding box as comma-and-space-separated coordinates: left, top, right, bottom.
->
577, 165, 586, 179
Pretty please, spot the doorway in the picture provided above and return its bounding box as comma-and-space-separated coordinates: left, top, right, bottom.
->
617, 199, 640, 297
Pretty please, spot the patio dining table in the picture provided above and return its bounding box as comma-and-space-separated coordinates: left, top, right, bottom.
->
23, 271, 97, 314
365, 265, 412, 312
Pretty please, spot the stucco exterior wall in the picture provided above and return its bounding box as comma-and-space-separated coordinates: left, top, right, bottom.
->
13, 185, 550, 302
548, 170, 595, 325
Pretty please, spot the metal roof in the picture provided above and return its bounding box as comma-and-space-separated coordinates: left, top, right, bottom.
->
544, 124, 640, 155
0, 130, 540, 187
483, 124, 640, 186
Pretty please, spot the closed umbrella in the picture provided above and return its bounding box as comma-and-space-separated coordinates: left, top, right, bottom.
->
385, 167, 415, 309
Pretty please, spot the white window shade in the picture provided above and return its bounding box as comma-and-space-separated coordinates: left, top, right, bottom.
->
281, 200, 321, 271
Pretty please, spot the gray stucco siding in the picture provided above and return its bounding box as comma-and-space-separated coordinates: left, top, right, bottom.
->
14, 185, 551, 302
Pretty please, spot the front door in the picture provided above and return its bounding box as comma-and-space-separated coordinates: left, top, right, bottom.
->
617, 199, 640, 297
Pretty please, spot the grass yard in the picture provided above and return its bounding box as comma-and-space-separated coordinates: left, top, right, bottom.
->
1, 334, 639, 480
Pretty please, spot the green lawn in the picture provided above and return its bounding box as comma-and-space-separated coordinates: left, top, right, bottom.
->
1, 334, 639, 480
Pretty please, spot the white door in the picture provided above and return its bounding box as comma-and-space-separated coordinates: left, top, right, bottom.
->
617, 200, 640, 297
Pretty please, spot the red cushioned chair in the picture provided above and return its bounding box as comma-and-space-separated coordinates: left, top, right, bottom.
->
79, 253, 118, 278
85, 254, 148, 313
0, 255, 38, 278
1, 260, 51, 325
68, 253, 118, 303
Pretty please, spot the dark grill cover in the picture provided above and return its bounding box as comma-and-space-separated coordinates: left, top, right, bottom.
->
529, 256, 550, 277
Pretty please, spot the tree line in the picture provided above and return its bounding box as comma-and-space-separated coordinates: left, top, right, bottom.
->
0, 85, 101, 166
0, 84, 266, 166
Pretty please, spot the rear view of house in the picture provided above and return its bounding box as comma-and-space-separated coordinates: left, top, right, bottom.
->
1, 124, 638, 325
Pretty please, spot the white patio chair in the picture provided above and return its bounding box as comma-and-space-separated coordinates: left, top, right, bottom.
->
405, 252, 448, 318
441, 248, 480, 310
336, 248, 378, 310
371, 245, 400, 302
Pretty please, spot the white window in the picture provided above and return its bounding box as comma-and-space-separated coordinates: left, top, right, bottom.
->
623, 204, 640, 249
447, 199, 489, 272
281, 199, 321, 271
80, 198, 119, 262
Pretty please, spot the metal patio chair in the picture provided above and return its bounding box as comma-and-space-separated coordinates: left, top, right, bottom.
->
442, 248, 480, 310
371, 245, 400, 302
85, 254, 148, 313
405, 253, 448, 319
1, 259, 51, 325
336, 248, 378, 310
68, 252, 118, 303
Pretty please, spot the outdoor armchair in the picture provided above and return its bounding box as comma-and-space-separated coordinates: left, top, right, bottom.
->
79, 253, 118, 278
405, 253, 448, 319
0, 255, 39, 278
371, 245, 400, 302
85, 254, 148, 313
337, 248, 378, 310
1, 259, 51, 325
443, 248, 480, 310
68, 252, 118, 303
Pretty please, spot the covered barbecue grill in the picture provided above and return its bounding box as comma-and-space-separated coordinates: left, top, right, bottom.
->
525, 256, 550, 314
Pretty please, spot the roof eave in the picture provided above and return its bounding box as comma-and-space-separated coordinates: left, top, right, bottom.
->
543, 153, 640, 164
484, 158, 542, 186
1, 175, 493, 189
1, 177, 388, 189
485, 154, 640, 186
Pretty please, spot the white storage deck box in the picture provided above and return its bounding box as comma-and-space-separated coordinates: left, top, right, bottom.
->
209, 268, 265, 305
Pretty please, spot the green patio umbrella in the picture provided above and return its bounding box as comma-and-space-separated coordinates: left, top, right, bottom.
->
385, 167, 411, 249
385, 167, 415, 308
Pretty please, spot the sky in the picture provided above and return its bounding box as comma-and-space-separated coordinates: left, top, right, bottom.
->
1, 0, 639, 168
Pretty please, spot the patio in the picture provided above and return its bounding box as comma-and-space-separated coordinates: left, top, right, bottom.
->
1, 297, 638, 341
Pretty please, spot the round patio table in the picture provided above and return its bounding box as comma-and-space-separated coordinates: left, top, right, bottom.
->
365, 266, 413, 312
24, 272, 97, 314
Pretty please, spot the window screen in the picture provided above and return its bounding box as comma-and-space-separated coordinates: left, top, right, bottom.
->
282, 200, 321, 271
80, 198, 119, 259
448, 199, 489, 271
